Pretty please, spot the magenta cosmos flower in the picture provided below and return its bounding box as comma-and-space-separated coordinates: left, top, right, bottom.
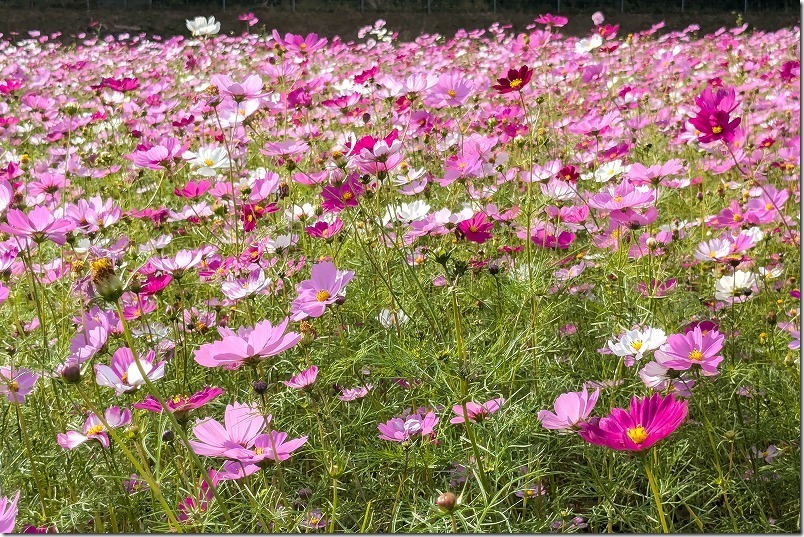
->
194, 318, 301, 369
133, 386, 224, 419
0, 366, 39, 403
222, 430, 308, 465
0, 206, 76, 245
282, 365, 318, 390
654, 326, 725, 376
579, 393, 688, 452
189, 402, 269, 457
378, 411, 438, 442
538, 387, 600, 431
688, 86, 741, 144
0, 491, 20, 534
57, 406, 132, 450
290, 261, 355, 321
94, 347, 166, 396
449, 398, 505, 424
457, 212, 494, 244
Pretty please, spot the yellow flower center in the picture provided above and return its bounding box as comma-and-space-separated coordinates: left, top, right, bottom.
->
765, 203, 773, 211
310, 517, 320, 525
688, 349, 704, 361
9, 380, 19, 392
447, 89, 456, 98
630, 340, 643, 351
204, 158, 214, 166
120, 372, 129, 384
712, 125, 723, 134
316, 290, 331, 302
732, 214, 742, 222
614, 196, 623, 202
341, 192, 353, 201
509, 78, 523, 89
172, 395, 185, 405
626, 425, 648, 445
468, 225, 478, 233
254, 447, 264, 455
87, 424, 105, 436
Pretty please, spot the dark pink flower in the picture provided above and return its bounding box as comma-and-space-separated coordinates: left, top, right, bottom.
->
457, 212, 494, 244
579, 393, 687, 451
133, 386, 224, 419
282, 366, 318, 390
450, 398, 505, 424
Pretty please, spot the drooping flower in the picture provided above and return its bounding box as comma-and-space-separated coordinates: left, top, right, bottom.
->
0, 366, 39, 403
538, 387, 599, 431
194, 318, 301, 369
189, 402, 269, 458
378, 411, 438, 442
57, 406, 132, 450
282, 365, 318, 390
0, 491, 20, 534
94, 347, 166, 396
449, 398, 505, 424
654, 327, 725, 376
578, 393, 688, 451
290, 261, 355, 321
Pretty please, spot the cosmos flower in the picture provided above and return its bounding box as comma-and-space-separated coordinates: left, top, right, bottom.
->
538, 387, 599, 431
0, 206, 76, 245
689, 86, 741, 144
133, 386, 224, 419
0, 366, 39, 403
579, 393, 687, 451
186, 16, 220, 37
189, 402, 269, 458
194, 318, 301, 369
57, 406, 132, 450
493, 65, 533, 94
654, 327, 725, 376
94, 347, 166, 396
282, 365, 319, 390
607, 327, 667, 366
290, 261, 355, 321
449, 398, 505, 424
0, 491, 20, 534
378, 411, 438, 442
222, 430, 308, 465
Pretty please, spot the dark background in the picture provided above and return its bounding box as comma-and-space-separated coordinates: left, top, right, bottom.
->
0, 0, 799, 41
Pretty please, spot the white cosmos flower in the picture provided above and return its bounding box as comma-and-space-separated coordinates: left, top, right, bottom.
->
183, 146, 232, 177
378, 309, 409, 328
383, 201, 431, 225
594, 160, 628, 182
575, 34, 603, 54
715, 270, 759, 302
186, 16, 220, 37
607, 327, 667, 365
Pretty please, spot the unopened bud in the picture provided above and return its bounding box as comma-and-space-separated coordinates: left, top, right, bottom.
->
436, 492, 457, 512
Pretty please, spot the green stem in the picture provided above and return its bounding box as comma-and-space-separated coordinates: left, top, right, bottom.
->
15, 402, 48, 517
641, 455, 669, 533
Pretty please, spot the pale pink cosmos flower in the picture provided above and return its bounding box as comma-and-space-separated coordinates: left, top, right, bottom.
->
189, 402, 269, 458
94, 347, 166, 396
210, 74, 265, 101
194, 318, 301, 369
654, 327, 725, 376
0, 490, 20, 533
0, 206, 76, 245
220, 268, 271, 301
450, 397, 505, 424
149, 249, 204, 275
0, 366, 39, 403
378, 411, 438, 442
290, 261, 355, 321
338, 384, 372, 402
222, 430, 308, 464
282, 365, 318, 390
538, 387, 599, 431
57, 406, 132, 450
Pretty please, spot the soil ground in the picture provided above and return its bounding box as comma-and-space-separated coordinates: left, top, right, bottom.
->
0, 4, 799, 42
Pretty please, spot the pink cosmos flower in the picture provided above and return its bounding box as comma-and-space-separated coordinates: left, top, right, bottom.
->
378, 411, 438, 442
538, 387, 600, 431
210, 74, 265, 101
94, 347, 166, 396
654, 327, 725, 376
321, 174, 363, 213
290, 261, 355, 321
133, 386, 224, 419
534, 13, 568, 26
0, 206, 76, 245
189, 402, 269, 458
579, 393, 687, 452
282, 365, 318, 390
222, 430, 308, 465
0, 491, 19, 534
449, 398, 505, 424
338, 384, 372, 402
57, 406, 132, 450
194, 318, 301, 369
0, 366, 39, 403
128, 138, 189, 170
456, 212, 494, 244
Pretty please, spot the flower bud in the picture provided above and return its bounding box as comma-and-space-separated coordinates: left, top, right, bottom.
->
436, 492, 457, 512
61, 364, 81, 384
91, 258, 124, 302
253, 380, 268, 395
162, 430, 175, 443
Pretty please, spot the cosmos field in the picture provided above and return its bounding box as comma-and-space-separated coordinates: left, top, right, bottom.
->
0, 11, 800, 533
